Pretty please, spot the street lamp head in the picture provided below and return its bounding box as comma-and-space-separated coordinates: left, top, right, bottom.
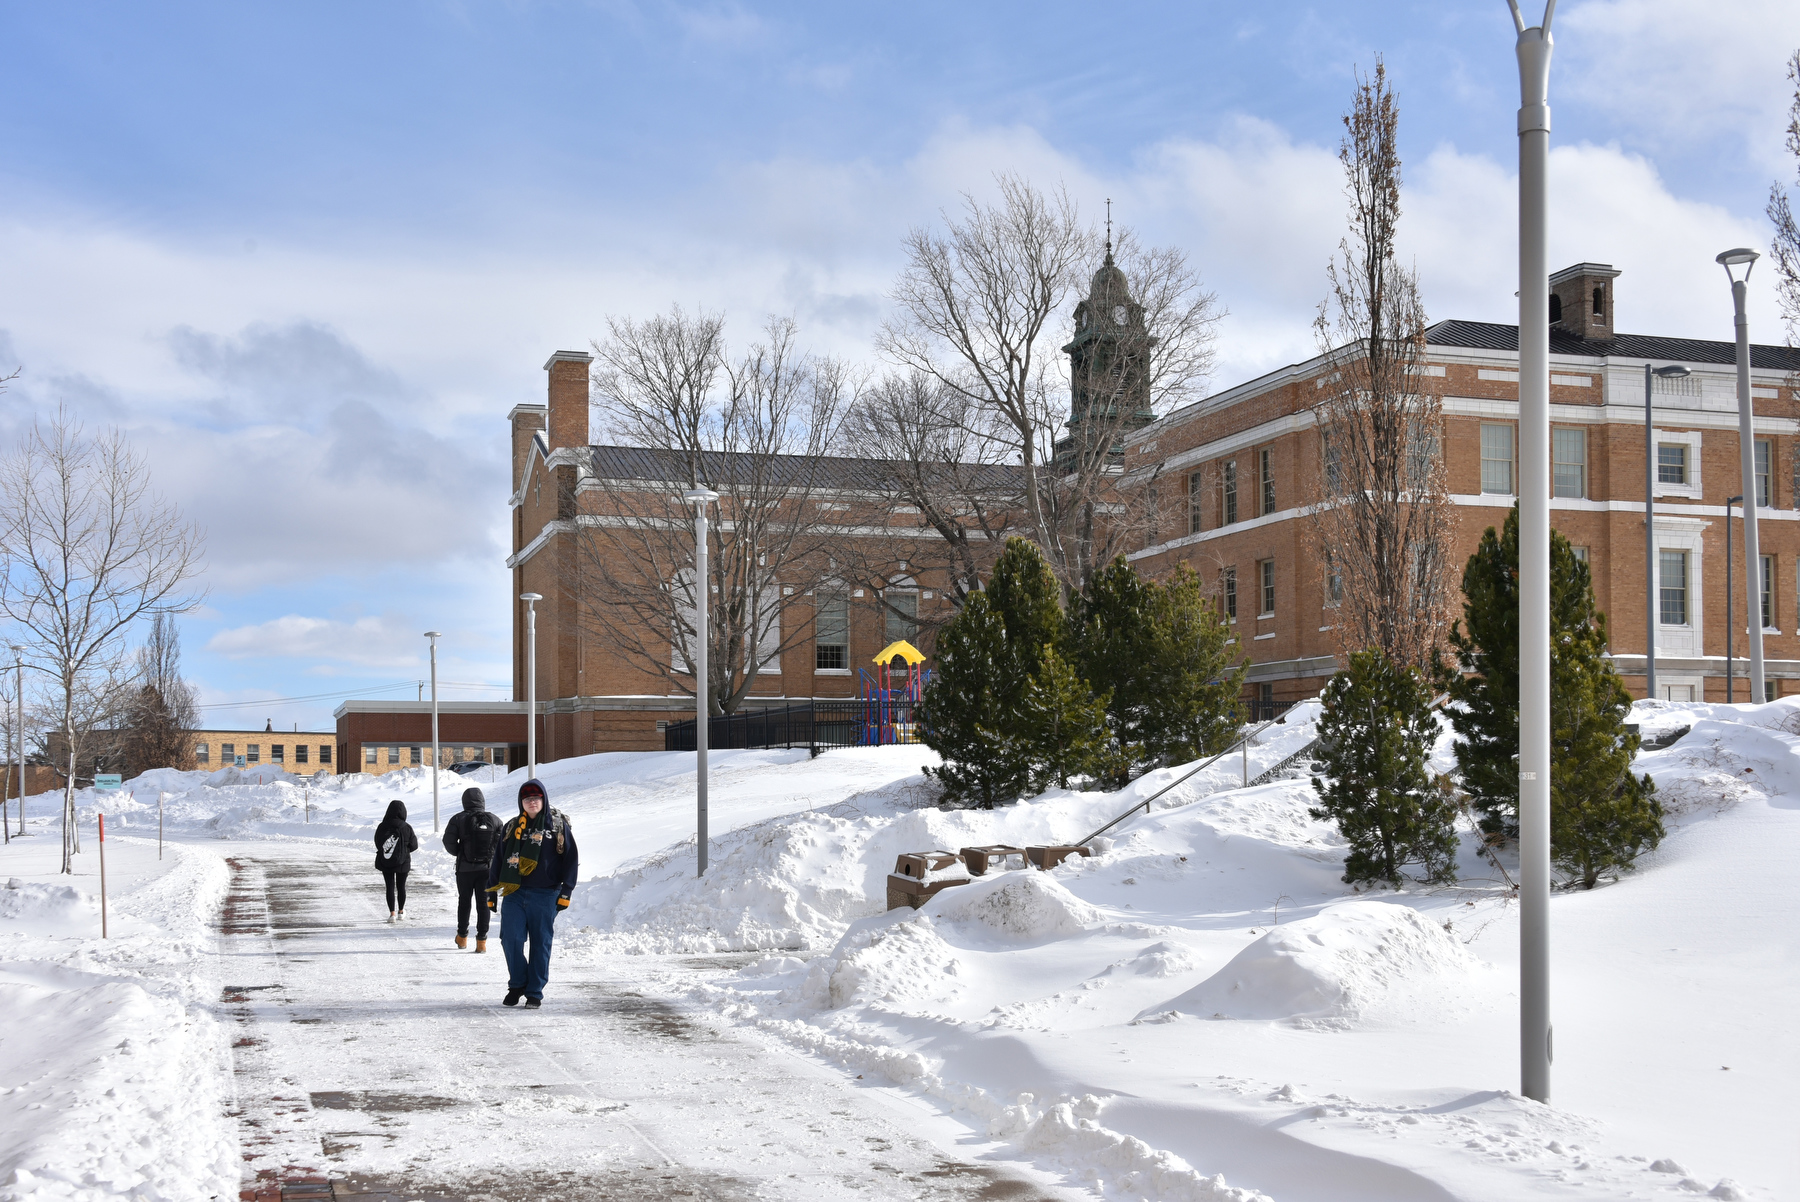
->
1717, 248, 1759, 285
519, 592, 542, 604
423, 630, 442, 639
1653, 365, 1691, 379
1728, 495, 1744, 506
681, 488, 720, 507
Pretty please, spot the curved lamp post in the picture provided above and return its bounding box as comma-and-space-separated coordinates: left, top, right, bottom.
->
1644, 364, 1692, 700
519, 594, 542, 777
681, 487, 720, 877
1719, 248, 1764, 702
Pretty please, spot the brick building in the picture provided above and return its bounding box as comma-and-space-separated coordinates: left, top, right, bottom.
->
332, 701, 528, 776
1122, 262, 1800, 709
193, 726, 339, 773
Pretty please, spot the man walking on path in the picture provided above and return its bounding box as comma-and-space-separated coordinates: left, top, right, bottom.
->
486, 778, 578, 1009
442, 786, 503, 951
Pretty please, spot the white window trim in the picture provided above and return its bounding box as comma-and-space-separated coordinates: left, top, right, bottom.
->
1654, 429, 1704, 500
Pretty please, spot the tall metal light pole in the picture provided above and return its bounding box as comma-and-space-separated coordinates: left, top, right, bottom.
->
520, 594, 542, 777
13, 646, 25, 839
424, 631, 442, 832
1719, 248, 1764, 702
1726, 497, 1742, 702
1644, 364, 1692, 701
1509, 0, 1555, 1105
682, 487, 720, 877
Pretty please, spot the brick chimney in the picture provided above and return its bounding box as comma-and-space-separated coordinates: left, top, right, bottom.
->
1549, 263, 1621, 341
543, 350, 594, 450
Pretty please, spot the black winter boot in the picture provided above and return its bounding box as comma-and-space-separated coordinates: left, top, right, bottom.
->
503, 988, 523, 1007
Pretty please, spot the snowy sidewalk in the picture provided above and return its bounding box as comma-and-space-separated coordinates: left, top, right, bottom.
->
218, 842, 1077, 1201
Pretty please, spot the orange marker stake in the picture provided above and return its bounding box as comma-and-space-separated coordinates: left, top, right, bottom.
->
98, 812, 107, 939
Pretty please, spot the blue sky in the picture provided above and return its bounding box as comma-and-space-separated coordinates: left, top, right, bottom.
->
2, 0, 1797, 732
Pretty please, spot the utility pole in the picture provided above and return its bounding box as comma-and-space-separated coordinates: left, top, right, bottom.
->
520, 594, 541, 778
682, 488, 720, 877
425, 631, 442, 832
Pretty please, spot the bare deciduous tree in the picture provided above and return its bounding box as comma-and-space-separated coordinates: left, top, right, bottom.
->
119, 613, 199, 774
1305, 60, 1456, 673
0, 408, 206, 872
574, 309, 858, 715
1768, 48, 1800, 348
879, 175, 1221, 591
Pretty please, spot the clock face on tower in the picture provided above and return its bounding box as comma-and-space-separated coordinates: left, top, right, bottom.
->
1112, 305, 1128, 326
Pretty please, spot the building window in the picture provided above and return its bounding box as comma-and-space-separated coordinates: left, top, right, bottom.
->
1188, 471, 1204, 535
409, 746, 422, 765
1259, 559, 1276, 617
246, 744, 260, 763
271, 744, 285, 763
1260, 449, 1275, 516
1570, 546, 1589, 564
366, 746, 378, 765
815, 594, 848, 670
1658, 443, 1688, 485
1549, 293, 1563, 323
1592, 286, 1604, 316
1222, 566, 1237, 621
1659, 550, 1689, 626
1144, 481, 1159, 549
295, 745, 308, 765
1405, 421, 1438, 490
884, 590, 918, 645
1222, 460, 1238, 525
1323, 431, 1341, 495
1762, 555, 1774, 630
1480, 423, 1514, 495
195, 743, 210, 764
1256, 682, 1276, 721
1326, 565, 1342, 607
1552, 427, 1586, 498
222, 742, 235, 760
1756, 439, 1772, 508
320, 744, 332, 765
388, 747, 403, 765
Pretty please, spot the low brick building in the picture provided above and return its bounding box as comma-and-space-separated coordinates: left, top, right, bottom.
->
192, 726, 339, 773
332, 701, 529, 776
1123, 262, 1800, 708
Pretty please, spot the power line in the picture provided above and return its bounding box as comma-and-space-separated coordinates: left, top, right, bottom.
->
193, 679, 510, 711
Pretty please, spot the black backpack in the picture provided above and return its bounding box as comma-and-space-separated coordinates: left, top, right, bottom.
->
462, 812, 502, 866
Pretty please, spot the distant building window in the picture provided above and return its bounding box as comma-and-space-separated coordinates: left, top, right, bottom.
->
1188, 471, 1204, 535
1592, 286, 1604, 317
1259, 448, 1275, 516
294, 745, 308, 765
1256, 682, 1276, 720
409, 746, 422, 765
1659, 550, 1689, 626
246, 744, 260, 763
1326, 565, 1342, 607
1570, 546, 1589, 563
222, 743, 235, 759
1762, 555, 1774, 630
366, 746, 378, 764
1259, 559, 1276, 617
271, 744, 285, 763
320, 744, 332, 765
1657, 444, 1688, 486
1323, 431, 1341, 495
1222, 460, 1238, 525
1480, 423, 1515, 495
195, 743, 210, 763
1552, 427, 1587, 498
1548, 293, 1563, 323
1223, 566, 1237, 621
815, 595, 848, 671
884, 591, 918, 645
1756, 439, 1772, 508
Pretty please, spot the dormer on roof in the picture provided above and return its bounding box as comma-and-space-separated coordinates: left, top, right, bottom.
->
1549, 262, 1620, 342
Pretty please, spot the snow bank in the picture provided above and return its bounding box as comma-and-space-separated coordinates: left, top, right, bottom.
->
1148, 900, 1480, 1025
927, 868, 1101, 939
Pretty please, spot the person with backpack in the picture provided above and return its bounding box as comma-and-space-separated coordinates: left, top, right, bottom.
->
441, 786, 503, 951
373, 800, 418, 922
485, 778, 578, 1009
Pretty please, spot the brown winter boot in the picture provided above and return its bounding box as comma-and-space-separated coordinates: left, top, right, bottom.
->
455, 936, 467, 950
474, 939, 487, 953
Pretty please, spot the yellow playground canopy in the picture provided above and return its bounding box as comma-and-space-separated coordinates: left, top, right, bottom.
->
873, 640, 926, 666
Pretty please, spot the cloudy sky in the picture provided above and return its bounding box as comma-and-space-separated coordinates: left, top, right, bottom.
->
2, 0, 1797, 733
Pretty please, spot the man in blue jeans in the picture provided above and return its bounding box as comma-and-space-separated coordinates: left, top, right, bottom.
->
485, 778, 579, 1009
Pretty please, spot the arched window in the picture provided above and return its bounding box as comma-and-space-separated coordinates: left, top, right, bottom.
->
1548, 293, 1563, 323
1592, 286, 1604, 317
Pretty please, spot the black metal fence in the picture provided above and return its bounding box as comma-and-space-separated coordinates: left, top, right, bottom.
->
664, 700, 916, 752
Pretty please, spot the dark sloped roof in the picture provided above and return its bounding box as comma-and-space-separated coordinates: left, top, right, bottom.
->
1426, 319, 1800, 371
585, 444, 1024, 493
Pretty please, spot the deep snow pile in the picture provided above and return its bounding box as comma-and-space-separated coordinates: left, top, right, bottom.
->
0, 835, 237, 1200
556, 697, 1795, 1201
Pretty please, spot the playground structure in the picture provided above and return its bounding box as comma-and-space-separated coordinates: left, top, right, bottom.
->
858, 640, 929, 746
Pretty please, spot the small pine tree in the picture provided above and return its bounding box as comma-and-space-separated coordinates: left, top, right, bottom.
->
1018, 645, 1115, 791
918, 591, 1032, 807
1310, 647, 1459, 887
1067, 557, 1244, 776
1448, 505, 1663, 886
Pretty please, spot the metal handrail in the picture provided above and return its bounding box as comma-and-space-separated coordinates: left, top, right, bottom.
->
1076, 712, 1293, 847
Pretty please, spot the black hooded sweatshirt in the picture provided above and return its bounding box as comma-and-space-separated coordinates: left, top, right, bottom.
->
373, 800, 419, 873
442, 787, 505, 872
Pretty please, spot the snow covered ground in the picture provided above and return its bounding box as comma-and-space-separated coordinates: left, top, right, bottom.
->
1, 698, 1794, 1199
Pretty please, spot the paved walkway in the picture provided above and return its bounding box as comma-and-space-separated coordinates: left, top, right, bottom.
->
219, 846, 1073, 1201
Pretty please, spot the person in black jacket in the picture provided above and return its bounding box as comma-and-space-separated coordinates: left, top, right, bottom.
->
485, 778, 579, 1009
373, 799, 419, 921
441, 786, 503, 951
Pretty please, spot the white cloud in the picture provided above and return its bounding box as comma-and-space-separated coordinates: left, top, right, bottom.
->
205, 614, 427, 667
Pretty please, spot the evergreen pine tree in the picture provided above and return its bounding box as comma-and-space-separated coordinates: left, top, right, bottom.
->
918, 591, 1032, 807
1067, 557, 1244, 775
1310, 647, 1458, 887
1018, 645, 1115, 790
1448, 506, 1663, 886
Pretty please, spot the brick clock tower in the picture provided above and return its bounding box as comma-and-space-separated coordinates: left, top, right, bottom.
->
1057, 238, 1156, 470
